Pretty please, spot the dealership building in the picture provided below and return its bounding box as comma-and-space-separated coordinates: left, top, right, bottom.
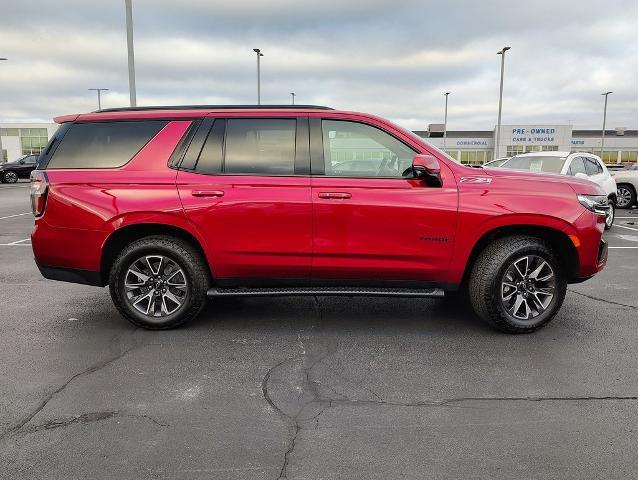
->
417, 124, 638, 165
1, 121, 637, 166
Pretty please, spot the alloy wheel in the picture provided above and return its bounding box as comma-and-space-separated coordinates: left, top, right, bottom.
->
616, 187, 633, 208
124, 255, 189, 319
4, 171, 18, 183
500, 255, 556, 321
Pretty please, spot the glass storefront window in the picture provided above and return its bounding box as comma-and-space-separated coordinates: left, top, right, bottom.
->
600, 151, 619, 164
621, 151, 638, 163
19, 128, 49, 155
0, 128, 19, 136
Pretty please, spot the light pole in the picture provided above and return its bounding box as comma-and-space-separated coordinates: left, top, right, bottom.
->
125, 0, 137, 107
443, 92, 450, 150
494, 46, 511, 158
88, 88, 109, 110
0, 58, 7, 162
290, 92, 296, 105
600, 91, 612, 160
253, 48, 263, 105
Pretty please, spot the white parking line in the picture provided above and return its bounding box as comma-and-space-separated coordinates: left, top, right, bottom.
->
0, 243, 31, 246
609, 246, 638, 249
614, 224, 638, 232
0, 212, 31, 221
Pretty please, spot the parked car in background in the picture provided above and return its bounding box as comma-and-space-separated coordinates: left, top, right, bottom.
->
498, 152, 617, 230
30, 105, 608, 334
612, 168, 638, 209
0, 154, 39, 183
482, 157, 510, 168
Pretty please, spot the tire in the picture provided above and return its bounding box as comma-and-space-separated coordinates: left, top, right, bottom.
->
468, 235, 567, 334
3, 171, 18, 183
109, 235, 210, 329
604, 200, 615, 231
616, 184, 636, 209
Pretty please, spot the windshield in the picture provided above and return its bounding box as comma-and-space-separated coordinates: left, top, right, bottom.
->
501, 155, 567, 174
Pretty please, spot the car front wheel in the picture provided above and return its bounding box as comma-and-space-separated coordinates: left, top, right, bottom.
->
605, 201, 615, 230
109, 235, 210, 329
469, 235, 567, 333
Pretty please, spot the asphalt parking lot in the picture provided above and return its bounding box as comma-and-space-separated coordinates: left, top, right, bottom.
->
0, 180, 637, 479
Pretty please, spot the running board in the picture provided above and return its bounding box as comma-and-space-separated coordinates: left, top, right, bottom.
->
207, 286, 445, 298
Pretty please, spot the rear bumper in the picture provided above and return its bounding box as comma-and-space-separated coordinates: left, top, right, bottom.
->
31, 219, 107, 272
36, 262, 104, 287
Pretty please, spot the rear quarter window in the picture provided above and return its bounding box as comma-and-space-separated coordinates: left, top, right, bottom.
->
46, 120, 167, 169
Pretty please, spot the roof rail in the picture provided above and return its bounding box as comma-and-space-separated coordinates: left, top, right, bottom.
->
94, 104, 334, 113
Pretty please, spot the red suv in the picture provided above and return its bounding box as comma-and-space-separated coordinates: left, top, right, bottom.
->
31, 106, 608, 333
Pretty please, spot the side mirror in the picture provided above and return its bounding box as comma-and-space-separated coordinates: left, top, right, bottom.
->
574, 172, 588, 179
412, 154, 442, 187
18, 160, 25, 165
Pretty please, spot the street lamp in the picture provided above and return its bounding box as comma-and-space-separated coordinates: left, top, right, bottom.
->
600, 91, 613, 160
88, 88, 109, 110
290, 92, 296, 105
253, 49, 264, 105
443, 92, 450, 150
0, 58, 7, 163
125, 0, 137, 107
494, 46, 511, 158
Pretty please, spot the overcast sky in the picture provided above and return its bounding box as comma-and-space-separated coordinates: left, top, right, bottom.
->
1, 0, 636, 130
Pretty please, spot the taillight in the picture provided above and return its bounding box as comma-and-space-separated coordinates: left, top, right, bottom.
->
30, 170, 49, 217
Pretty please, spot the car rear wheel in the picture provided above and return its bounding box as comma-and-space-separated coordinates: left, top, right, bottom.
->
3, 171, 18, 183
469, 235, 566, 334
616, 184, 636, 209
109, 235, 210, 329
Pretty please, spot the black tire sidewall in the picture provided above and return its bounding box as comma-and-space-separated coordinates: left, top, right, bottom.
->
110, 238, 207, 329
489, 245, 566, 329
605, 201, 615, 230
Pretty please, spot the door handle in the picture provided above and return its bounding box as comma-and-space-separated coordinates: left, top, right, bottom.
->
191, 190, 224, 197
318, 192, 351, 200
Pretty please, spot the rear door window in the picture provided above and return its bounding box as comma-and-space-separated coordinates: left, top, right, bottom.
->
584, 157, 603, 175
568, 157, 587, 176
47, 120, 167, 169
224, 119, 296, 175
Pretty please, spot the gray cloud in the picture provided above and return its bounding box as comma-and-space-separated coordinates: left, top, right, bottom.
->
0, 0, 636, 129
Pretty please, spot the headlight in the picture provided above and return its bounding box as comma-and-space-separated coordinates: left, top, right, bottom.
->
577, 194, 609, 216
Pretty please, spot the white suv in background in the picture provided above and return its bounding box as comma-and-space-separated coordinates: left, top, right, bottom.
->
498, 152, 617, 230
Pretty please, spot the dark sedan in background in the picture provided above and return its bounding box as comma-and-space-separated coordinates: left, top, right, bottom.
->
0, 154, 39, 183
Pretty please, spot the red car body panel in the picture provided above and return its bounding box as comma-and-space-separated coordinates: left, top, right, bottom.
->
32, 108, 607, 289
176, 171, 312, 280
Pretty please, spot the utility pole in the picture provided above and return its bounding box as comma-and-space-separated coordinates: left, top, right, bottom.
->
88, 88, 109, 110
443, 92, 450, 150
253, 48, 263, 105
0, 58, 7, 162
600, 91, 612, 159
125, 0, 137, 107
495, 46, 511, 158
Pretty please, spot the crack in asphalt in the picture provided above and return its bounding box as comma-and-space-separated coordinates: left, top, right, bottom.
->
262, 296, 638, 479
21, 411, 169, 435
568, 289, 638, 310
0, 331, 143, 443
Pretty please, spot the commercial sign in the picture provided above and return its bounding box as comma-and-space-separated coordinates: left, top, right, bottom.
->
510, 127, 556, 144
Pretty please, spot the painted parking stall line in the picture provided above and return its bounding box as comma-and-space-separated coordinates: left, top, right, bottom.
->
0, 238, 31, 246
0, 212, 31, 221
614, 224, 638, 233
